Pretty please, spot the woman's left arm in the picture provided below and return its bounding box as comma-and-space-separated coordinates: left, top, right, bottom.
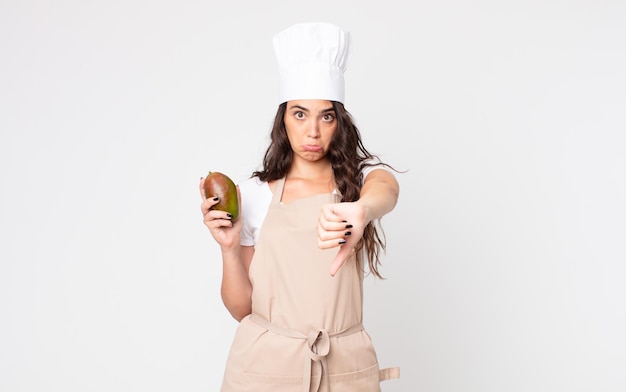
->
357, 168, 400, 222
318, 169, 400, 275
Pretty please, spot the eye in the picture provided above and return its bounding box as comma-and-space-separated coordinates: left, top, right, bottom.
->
322, 113, 335, 122
294, 111, 305, 119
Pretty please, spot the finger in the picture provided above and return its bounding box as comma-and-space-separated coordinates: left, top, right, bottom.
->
318, 237, 348, 250
319, 206, 352, 230
214, 215, 234, 225
319, 217, 353, 233
200, 196, 221, 214
199, 177, 207, 200
204, 211, 234, 227
317, 224, 352, 242
236, 185, 242, 215
329, 245, 352, 276
320, 203, 347, 223
207, 219, 234, 230
204, 207, 233, 220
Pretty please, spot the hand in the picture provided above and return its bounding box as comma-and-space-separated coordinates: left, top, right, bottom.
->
317, 201, 369, 276
199, 177, 242, 249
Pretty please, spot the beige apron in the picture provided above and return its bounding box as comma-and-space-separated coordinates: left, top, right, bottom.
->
220, 178, 399, 392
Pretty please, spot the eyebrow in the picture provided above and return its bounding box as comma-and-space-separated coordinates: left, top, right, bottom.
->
288, 105, 335, 113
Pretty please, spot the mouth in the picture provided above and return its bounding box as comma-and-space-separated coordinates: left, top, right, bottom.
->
302, 145, 323, 152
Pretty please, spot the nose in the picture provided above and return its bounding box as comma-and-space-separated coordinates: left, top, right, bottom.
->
306, 119, 320, 138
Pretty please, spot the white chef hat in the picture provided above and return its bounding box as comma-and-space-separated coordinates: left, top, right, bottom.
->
273, 22, 353, 104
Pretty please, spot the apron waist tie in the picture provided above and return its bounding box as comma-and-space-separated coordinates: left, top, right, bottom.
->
249, 313, 363, 392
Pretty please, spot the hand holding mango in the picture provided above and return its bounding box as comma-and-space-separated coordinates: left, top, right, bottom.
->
203, 171, 240, 222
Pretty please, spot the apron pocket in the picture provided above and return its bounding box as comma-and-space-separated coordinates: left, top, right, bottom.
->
242, 372, 303, 391
329, 362, 382, 391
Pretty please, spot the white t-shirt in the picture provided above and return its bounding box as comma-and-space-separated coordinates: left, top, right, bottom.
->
238, 162, 389, 246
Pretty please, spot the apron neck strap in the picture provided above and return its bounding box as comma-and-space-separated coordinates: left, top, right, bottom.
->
270, 177, 286, 205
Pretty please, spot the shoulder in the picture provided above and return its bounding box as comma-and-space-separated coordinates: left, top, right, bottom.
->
238, 176, 272, 215
238, 176, 267, 194
360, 157, 394, 181
238, 176, 272, 246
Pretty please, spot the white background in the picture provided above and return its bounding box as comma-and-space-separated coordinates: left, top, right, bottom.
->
1, 1, 625, 391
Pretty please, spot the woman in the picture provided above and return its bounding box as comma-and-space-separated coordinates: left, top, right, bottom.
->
200, 22, 400, 391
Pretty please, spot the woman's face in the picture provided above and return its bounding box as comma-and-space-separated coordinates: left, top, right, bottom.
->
284, 99, 337, 163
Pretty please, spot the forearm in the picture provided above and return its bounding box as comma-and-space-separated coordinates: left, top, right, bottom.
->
220, 245, 252, 321
358, 170, 400, 223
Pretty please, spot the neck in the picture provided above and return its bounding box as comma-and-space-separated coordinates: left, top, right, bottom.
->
287, 158, 332, 181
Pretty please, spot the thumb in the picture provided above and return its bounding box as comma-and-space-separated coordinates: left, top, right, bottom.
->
329, 244, 352, 276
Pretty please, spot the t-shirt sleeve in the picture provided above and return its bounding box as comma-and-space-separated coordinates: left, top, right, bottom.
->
238, 176, 272, 247
360, 157, 393, 182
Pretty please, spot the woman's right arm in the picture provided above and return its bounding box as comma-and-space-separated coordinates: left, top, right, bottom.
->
219, 244, 254, 321
200, 179, 253, 321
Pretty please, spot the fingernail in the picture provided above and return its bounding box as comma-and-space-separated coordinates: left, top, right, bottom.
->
200, 176, 204, 180
345, 231, 352, 236
338, 239, 346, 245
342, 220, 347, 223
213, 197, 219, 201
226, 213, 232, 218
345, 224, 353, 229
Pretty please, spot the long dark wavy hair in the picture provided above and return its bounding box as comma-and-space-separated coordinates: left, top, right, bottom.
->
252, 101, 394, 278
